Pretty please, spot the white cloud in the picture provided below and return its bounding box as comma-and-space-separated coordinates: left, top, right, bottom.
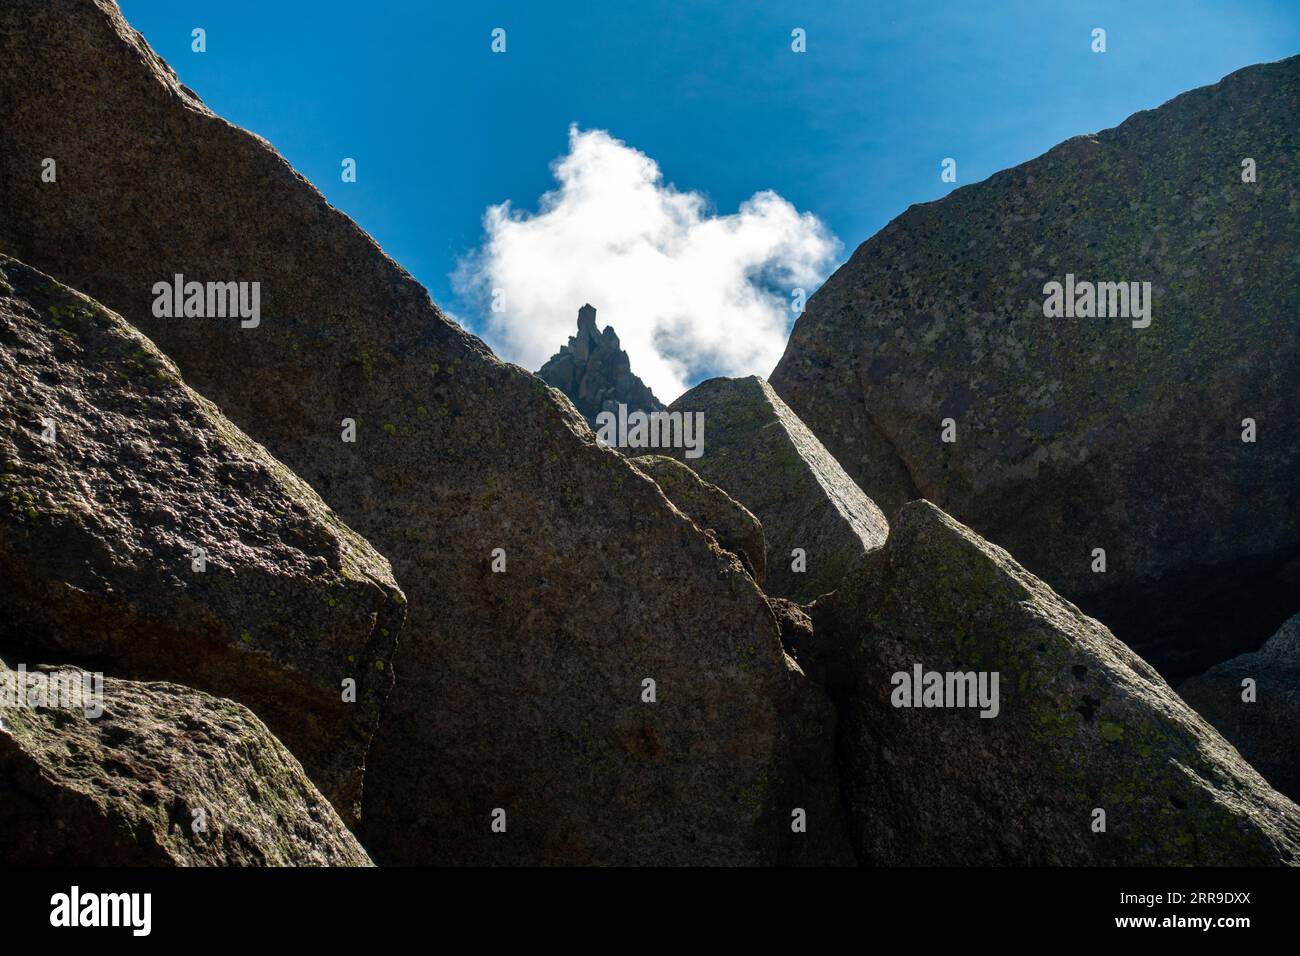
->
454, 126, 841, 403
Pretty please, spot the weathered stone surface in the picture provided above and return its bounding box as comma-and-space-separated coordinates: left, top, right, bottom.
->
771, 56, 1300, 681
0, 658, 372, 866
630, 454, 766, 585
666, 376, 888, 602
537, 304, 663, 424
0, 256, 402, 826
1180, 614, 1300, 803
0, 0, 849, 865
768, 597, 813, 648
814, 500, 1300, 865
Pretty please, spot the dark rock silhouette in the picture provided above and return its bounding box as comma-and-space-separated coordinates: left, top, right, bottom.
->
537, 305, 663, 424
771, 56, 1300, 682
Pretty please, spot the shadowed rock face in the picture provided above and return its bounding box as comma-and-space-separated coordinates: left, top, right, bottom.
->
0, 257, 402, 826
665, 376, 888, 602
1179, 614, 1300, 803
771, 56, 1300, 682
537, 305, 663, 424
0, 659, 372, 866
630, 454, 767, 586
0, 0, 850, 865
814, 501, 1300, 865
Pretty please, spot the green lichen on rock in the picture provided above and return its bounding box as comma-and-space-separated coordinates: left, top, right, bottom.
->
630, 454, 767, 586
0, 660, 371, 866
0, 256, 403, 827
771, 56, 1300, 680
0, 1, 850, 866
666, 375, 888, 602
815, 500, 1300, 865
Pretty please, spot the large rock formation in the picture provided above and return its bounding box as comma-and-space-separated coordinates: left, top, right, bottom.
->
0, 658, 372, 866
537, 304, 663, 424
0, 0, 850, 865
1179, 613, 1300, 803
814, 500, 1300, 865
0, 256, 402, 826
630, 454, 766, 585
665, 376, 888, 602
771, 56, 1300, 681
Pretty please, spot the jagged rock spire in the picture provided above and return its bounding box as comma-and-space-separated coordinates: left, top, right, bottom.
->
537, 305, 663, 424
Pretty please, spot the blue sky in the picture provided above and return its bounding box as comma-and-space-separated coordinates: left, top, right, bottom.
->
118, 0, 1300, 398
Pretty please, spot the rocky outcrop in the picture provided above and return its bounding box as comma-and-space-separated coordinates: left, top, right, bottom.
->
0, 0, 849, 865
537, 305, 663, 424
814, 500, 1300, 865
0, 256, 403, 827
665, 376, 888, 602
0, 658, 372, 866
630, 454, 766, 585
1179, 614, 1300, 803
771, 56, 1300, 681
767, 596, 827, 683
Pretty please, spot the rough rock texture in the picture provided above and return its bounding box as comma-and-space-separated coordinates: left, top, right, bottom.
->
537, 305, 663, 424
0, 659, 372, 866
771, 57, 1300, 682
630, 454, 766, 585
766, 597, 825, 682
1179, 614, 1300, 803
666, 376, 888, 602
0, 0, 850, 865
814, 500, 1300, 865
0, 256, 403, 827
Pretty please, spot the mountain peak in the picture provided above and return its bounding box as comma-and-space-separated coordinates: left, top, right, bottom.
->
537, 305, 663, 424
